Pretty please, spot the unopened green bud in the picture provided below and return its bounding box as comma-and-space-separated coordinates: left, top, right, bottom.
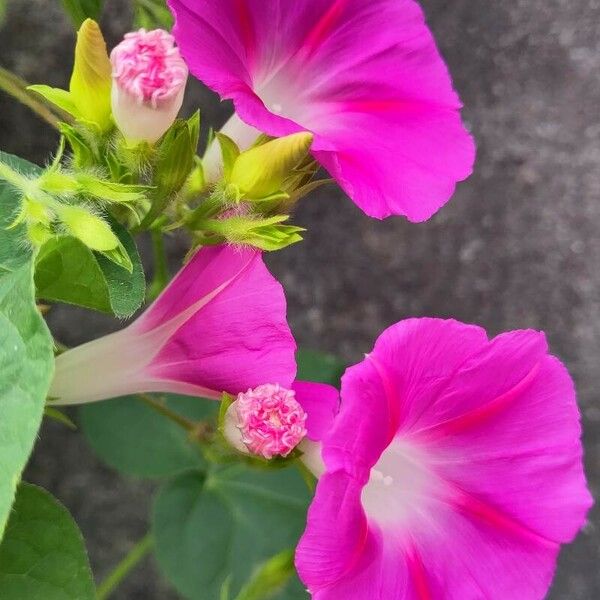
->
39, 171, 79, 195
28, 20, 112, 130
27, 223, 53, 246
57, 205, 119, 251
229, 132, 314, 199
25, 198, 53, 225
70, 20, 113, 129
75, 174, 149, 204
200, 215, 304, 251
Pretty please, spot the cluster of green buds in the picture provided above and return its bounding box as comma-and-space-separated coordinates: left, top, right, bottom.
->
25, 21, 199, 232
183, 132, 325, 251
0, 149, 147, 269
1, 18, 329, 260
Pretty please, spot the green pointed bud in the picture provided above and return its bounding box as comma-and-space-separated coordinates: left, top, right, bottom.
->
25, 198, 54, 225
75, 174, 149, 204
229, 132, 314, 199
57, 205, 119, 251
39, 170, 79, 195
28, 20, 112, 129
69, 19, 113, 130
200, 215, 304, 251
27, 223, 53, 246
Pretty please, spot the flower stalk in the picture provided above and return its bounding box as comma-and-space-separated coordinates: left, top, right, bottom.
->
0, 66, 63, 129
96, 534, 154, 600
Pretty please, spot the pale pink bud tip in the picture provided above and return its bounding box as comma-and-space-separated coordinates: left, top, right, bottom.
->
235, 384, 308, 459
110, 28, 188, 107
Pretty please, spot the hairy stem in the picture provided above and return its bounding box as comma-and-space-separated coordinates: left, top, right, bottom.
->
96, 534, 154, 600
0, 66, 61, 129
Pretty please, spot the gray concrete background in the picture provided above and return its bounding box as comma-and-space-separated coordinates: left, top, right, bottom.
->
1, 0, 599, 597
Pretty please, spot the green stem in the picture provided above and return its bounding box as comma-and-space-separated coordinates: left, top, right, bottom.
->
96, 533, 154, 600
137, 393, 197, 432
0, 159, 62, 210
147, 229, 169, 301
0, 159, 30, 189
0, 66, 61, 129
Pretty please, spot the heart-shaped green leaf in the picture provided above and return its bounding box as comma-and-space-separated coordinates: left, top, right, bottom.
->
35, 218, 144, 318
0, 153, 54, 538
0, 483, 95, 599
80, 394, 217, 478
152, 467, 310, 600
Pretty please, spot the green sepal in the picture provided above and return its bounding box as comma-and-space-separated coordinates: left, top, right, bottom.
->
60, 0, 103, 29
133, 0, 174, 29
43, 406, 77, 430
216, 133, 241, 181
140, 112, 200, 228
218, 392, 235, 435
27, 85, 82, 119
58, 122, 98, 168
187, 110, 201, 150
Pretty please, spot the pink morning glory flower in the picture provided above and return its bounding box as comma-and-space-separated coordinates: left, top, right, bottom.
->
168, 0, 475, 221
50, 245, 296, 405
296, 318, 592, 599
110, 29, 188, 142
223, 381, 340, 459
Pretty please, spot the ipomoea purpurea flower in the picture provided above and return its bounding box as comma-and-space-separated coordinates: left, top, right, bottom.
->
110, 28, 188, 143
50, 245, 296, 405
296, 318, 592, 599
168, 0, 475, 222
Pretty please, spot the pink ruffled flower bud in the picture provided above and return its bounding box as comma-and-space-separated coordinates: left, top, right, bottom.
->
110, 28, 188, 143
224, 384, 308, 459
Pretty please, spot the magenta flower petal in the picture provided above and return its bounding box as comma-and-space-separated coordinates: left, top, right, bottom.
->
50, 245, 296, 404
168, 0, 475, 221
145, 245, 297, 394
293, 381, 340, 442
296, 318, 592, 599
297, 471, 368, 589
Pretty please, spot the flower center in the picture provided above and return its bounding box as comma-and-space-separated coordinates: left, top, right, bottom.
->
110, 29, 188, 107
361, 440, 436, 527
235, 384, 308, 459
